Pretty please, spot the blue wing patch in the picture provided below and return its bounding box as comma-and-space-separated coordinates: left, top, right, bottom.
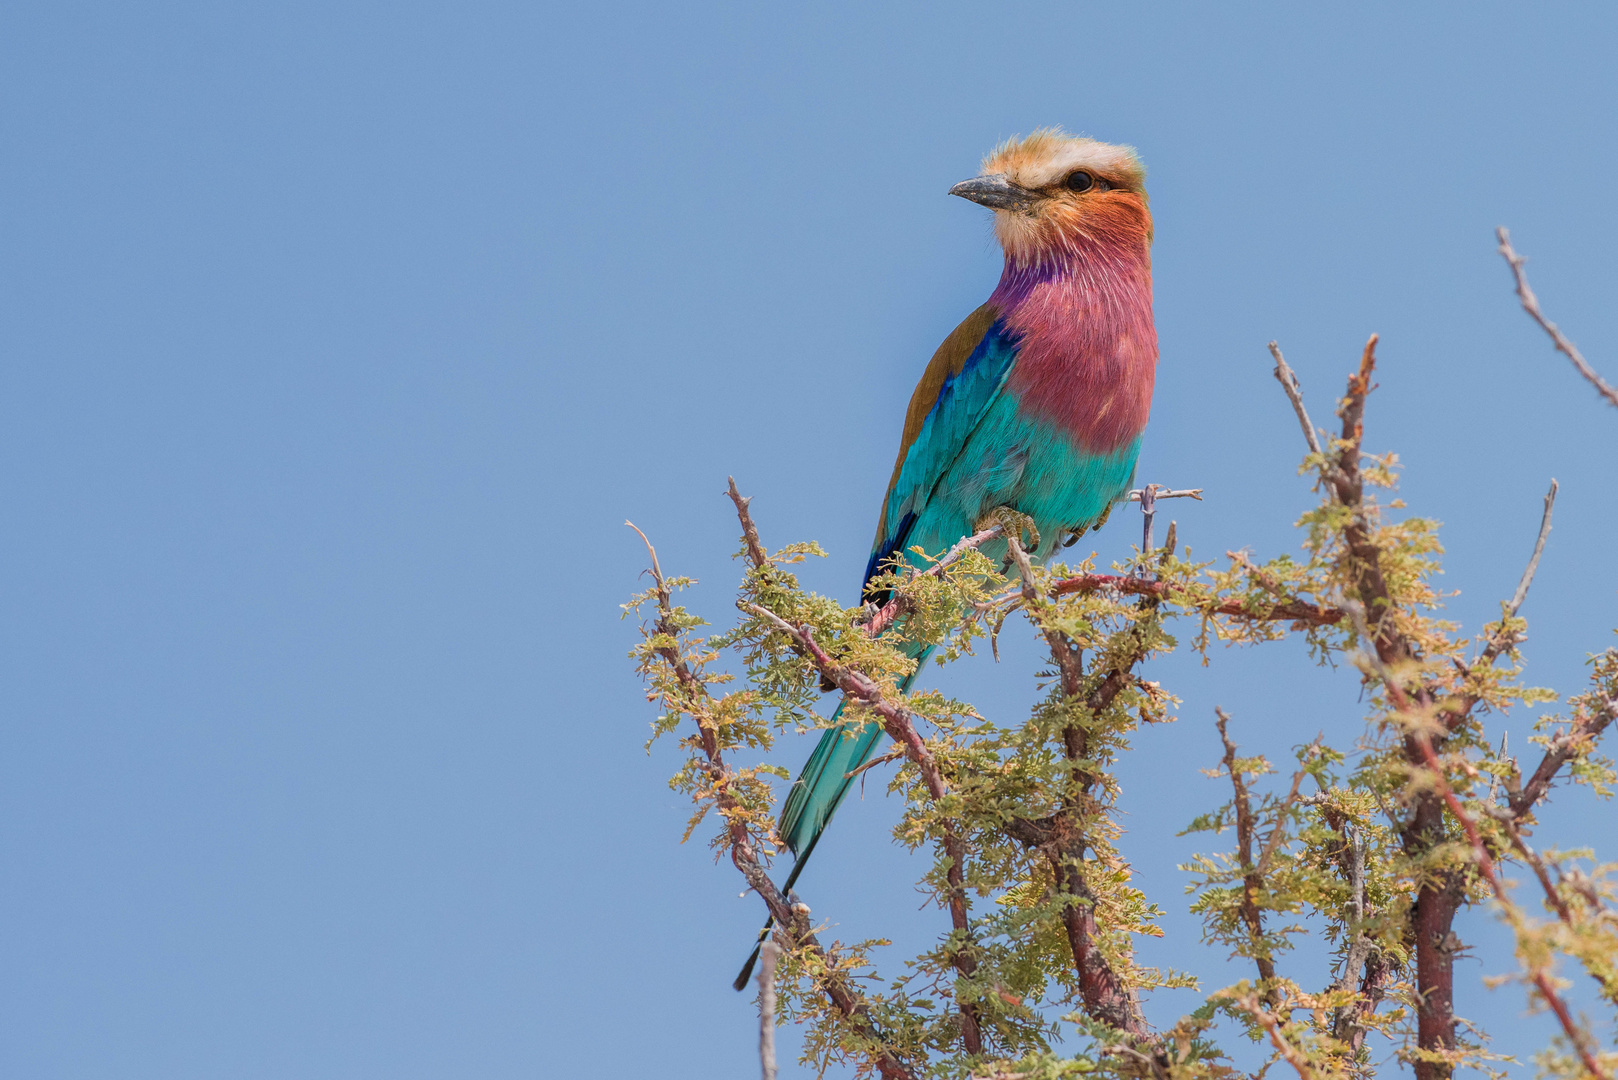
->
866, 316, 1021, 596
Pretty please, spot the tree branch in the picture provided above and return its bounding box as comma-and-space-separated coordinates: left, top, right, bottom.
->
727, 477, 770, 570
632, 524, 916, 1080
1507, 689, 1618, 819
1216, 708, 1278, 997
1347, 602, 1610, 1080
1048, 572, 1344, 627
1005, 532, 1153, 1040
1232, 993, 1317, 1080
1460, 479, 1559, 686
1506, 479, 1558, 620
1496, 227, 1618, 409
737, 603, 985, 1054
1268, 341, 1325, 459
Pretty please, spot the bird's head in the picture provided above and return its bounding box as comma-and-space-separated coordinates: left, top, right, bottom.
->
951, 129, 1149, 263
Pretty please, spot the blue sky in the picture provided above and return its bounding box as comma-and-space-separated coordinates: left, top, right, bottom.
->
2, 2, 1616, 1077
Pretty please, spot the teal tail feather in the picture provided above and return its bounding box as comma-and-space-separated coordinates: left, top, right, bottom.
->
732, 646, 931, 990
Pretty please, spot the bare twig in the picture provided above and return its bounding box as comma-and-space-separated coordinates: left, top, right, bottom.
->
1269, 341, 1324, 458
1139, 484, 1157, 555
727, 477, 770, 569
1507, 479, 1558, 619
758, 938, 781, 1080
1496, 227, 1618, 409
1126, 487, 1203, 502
846, 744, 906, 782
1461, 480, 1560, 687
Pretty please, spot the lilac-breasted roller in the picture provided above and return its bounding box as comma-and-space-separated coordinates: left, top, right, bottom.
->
737, 131, 1156, 988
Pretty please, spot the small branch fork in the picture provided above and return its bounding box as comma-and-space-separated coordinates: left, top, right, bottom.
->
1268, 336, 1608, 1079
1496, 227, 1618, 409
629, 521, 917, 1080
1506, 689, 1618, 820
1129, 485, 1202, 558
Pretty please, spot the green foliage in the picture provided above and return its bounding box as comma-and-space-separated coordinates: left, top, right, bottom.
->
627, 367, 1618, 1080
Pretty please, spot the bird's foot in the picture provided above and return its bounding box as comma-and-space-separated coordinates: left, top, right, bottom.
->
975, 506, 1040, 555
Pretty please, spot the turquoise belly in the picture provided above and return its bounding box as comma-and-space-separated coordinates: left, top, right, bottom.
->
894, 393, 1142, 569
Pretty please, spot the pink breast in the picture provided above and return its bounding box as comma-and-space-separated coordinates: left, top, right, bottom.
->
1001, 251, 1157, 454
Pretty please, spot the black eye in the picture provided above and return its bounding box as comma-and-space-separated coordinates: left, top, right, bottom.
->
1065, 170, 1095, 192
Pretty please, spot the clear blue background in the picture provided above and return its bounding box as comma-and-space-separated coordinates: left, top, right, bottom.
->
2, 2, 1615, 1076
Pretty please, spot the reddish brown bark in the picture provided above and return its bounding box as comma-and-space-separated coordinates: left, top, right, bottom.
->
1003, 535, 1152, 1039
1050, 572, 1344, 627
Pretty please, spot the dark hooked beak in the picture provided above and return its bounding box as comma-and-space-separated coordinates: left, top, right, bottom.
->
948, 173, 1037, 212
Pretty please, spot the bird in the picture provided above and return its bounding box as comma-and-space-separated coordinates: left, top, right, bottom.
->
735, 130, 1157, 989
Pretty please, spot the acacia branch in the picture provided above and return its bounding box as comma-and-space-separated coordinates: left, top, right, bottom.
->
1274, 340, 1473, 1080
1490, 812, 1575, 925
1049, 573, 1344, 627
1497, 227, 1618, 409
738, 603, 985, 1054
1415, 728, 1608, 1080
1216, 708, 1278, 997
631, 524, 916, 1080
1508, 689, 1618, 819
1232, 994, 1316, 1080
1332, 833, 1387, 1054
1005, 532, 1153, 1039
724, 486, 986, 1053
1348, 603, 1609, 1080
1215, 710, 1317, 1005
